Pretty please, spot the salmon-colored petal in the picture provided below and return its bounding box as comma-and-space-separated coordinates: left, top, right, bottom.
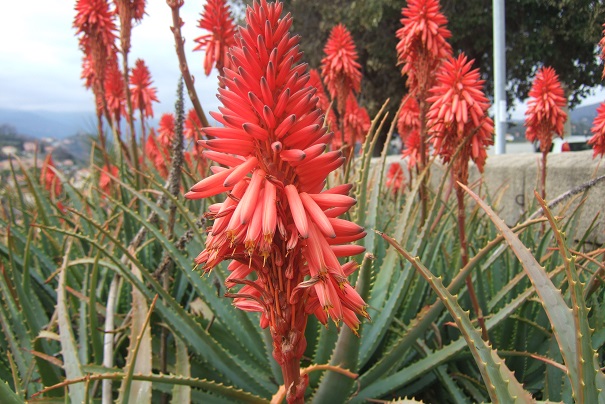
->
262, 180, 277, 241
300, 192, 336, 238
238, 169, 265, 225
223, 156, 258, 187
285, 184, 308, 239
331, 244, 365, 257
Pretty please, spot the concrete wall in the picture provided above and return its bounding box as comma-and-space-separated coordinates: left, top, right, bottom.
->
384, 150, 605, 245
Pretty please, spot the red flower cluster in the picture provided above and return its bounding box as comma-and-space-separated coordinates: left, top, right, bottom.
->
589, 103, 605, 158
397, 96, 421, 169
130, 59, 158, 118
386, 162, 405, 193
145, 129, 169, 178
308, 69, 336, 129
184, 109, 202, 140
193, 0, 237, 76
396, 0, 452, 94
157, 113, 175, 148
185, 109, 207, 173
100, 164, 119, 194
524, 66, 567, 154
427, 54, 493, 173
113, 0, 146, 55
331, 94, 371, 151
41, 155, 62, 197
74, 0, 118, 99
104, 60, 127, 122
185, 4, 368, 393
321, 24, 362, 114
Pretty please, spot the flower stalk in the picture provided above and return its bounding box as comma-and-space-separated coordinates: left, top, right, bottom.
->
167, 0, 210, 129
427, 53, 493, 341
184, 2, 369, 401
524, 66, 567, 201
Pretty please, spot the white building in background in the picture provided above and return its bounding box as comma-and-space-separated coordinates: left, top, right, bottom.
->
1, 146, 17, 156
23, 141, 38, 153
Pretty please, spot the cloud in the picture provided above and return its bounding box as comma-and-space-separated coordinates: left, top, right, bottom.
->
0, 1, 220, 115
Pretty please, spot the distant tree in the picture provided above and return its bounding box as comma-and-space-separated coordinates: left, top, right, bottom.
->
231, 0, 405, 118
444, 0, 605, 108
0, 124, 18, 137
232, 0, 605, 112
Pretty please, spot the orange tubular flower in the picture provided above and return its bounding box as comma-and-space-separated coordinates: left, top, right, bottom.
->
99, 164, 119, 194
396, 0, 452, 94
427, 54, 494, 174
524, 66, 567, 154
343, 94, 370, 147
145, 128, 169, 178
74, 0, 118, 97
193, 0, 237, 76
185, 1, 368, 400
104, 60, 127, 123
309, 69, 338, 134
41, 155, 62, 197
589, 102, 605, 158
184, 109, 202, 140
386, 162, 405, 193
397, 95, 421, 169
130, 59, 158, 118
157, 113, 175, 148
321, 24, 362, 114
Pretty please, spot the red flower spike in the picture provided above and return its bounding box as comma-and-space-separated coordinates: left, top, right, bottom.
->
396, 0, 452, 94
589, 102, 605, 158
185, 2, 368, 399
193, 0, 237, 76
524, 66, 567, 155
74, 0, 118, 104
157, 113, 175, 148
99, 164, 119, 194
131, 0, 146, 21
74, 0, 117, 52
386, 162, 405, 194
104, 60, 127, 123
41, 155, 62, 197
331, 94, 370, 151
185, 109, 203, 140
320, 24, 362, 114
146, 129, 169, 178
130, 59, 158, 118
427, 54, 494, 173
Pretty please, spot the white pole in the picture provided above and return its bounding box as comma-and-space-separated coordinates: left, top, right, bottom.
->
493, 0, 506, 154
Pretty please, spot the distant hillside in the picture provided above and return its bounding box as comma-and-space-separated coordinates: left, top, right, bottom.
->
0, 103, 599, 141
0, 109, 96, 139
569, 102, 600, 123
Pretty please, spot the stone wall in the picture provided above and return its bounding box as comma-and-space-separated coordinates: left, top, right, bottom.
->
383, 150, 605, 245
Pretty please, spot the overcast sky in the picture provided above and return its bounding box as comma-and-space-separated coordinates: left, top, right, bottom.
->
1, 1, 604, 121
0, 1, 222, 117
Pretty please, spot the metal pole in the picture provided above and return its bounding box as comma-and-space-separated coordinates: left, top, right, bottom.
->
493, 0, 506, 154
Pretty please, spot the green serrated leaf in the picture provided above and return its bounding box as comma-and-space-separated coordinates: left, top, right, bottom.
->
100, 190, 266, 366
534, 192, 605, 404
43, 225, 273, 397
0, 379, 21, 404
56, 239, 85, 403
461, 183, 604, 404
172, 335, 192, 403
380, 232, 533, 403
118, 295, 156, 404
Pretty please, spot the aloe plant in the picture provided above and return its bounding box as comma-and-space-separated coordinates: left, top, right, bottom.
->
1, 0, 605, 403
